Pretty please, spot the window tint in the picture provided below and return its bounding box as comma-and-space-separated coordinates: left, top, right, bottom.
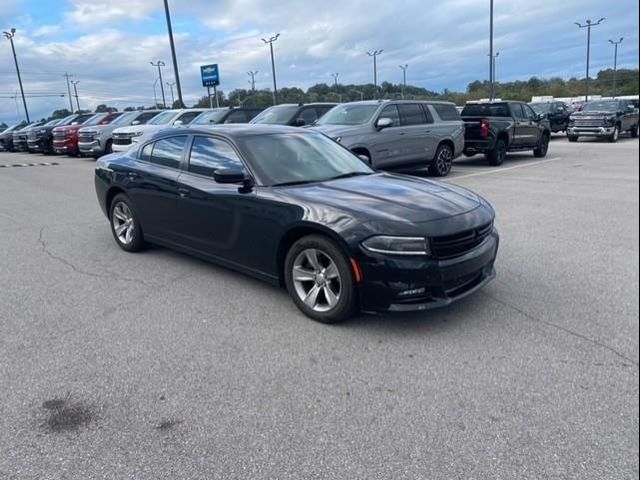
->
510, 103, 525, 119
461, 103, 511, 117
137, 112, 159, 124
245, 109, 262, 121
523, 105, 538, 120
315, 106, 334, 117
432, 103, 460, 121
398, 104, 427, 126
379, 105, 400, 126
188, 136, 244, 177
422, 105, 435, 123
298, 108, 318, 125
224, 110, 247, 123
176, 111, 201, 125
150, 136, 187, 169
140, 143, 153, 162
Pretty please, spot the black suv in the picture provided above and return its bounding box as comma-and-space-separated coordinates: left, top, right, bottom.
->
529, 101, 570, 133
567, 99, 639, 142
189, 107, 264, 126
249, 103, 337, 127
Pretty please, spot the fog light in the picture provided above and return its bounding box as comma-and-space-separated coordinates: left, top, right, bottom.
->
398, 287, 426, 297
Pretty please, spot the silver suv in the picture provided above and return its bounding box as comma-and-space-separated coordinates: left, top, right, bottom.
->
311, 100, 465, 176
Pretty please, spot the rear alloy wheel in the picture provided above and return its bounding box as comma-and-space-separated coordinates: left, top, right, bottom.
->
608, 124, 620, 143
533, 133, 550, 158
428, 144, 454, 177
109, 194, 145, 252
486, 138, 507, 166
284, 235, 357, 323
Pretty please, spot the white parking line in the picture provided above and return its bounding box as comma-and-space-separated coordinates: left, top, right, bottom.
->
448, 157, 562, 180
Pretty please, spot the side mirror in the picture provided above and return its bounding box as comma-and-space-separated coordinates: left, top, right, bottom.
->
294, 117, 306, 127
213, 168, 251, 184
131, 120, 141, 125
376, 117, 393, 130
173, 120, 184, 126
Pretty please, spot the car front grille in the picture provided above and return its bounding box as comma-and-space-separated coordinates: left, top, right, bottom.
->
53, 131, 68, 139
430, 222, 493, 259
112, 133, 132, 145
78, 132, 96, 142
28, 131, 42, 141
573, 119, 605, 127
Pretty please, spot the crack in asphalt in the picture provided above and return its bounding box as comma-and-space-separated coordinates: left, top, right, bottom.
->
37, 226, 156, 289
482, 291, 639, 368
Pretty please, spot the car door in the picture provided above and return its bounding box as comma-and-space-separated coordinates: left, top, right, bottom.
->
523, 104, 543, 145
125, 135, 187, 241
369, 104, 406, 168
174, 135, 257, 265
510, 103, 529, 146
393, 103, 432, 166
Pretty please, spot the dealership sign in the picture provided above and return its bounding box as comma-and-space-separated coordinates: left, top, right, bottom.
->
200, 64, 220, 87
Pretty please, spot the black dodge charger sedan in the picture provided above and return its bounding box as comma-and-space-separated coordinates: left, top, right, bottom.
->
95, 125, 499, 323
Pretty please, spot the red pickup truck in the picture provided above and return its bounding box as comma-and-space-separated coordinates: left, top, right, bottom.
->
52, 112, 121, 155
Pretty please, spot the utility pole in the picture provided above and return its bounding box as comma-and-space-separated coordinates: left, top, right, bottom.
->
575, 18, 605, 102
150, 61, 166, 108
399, 64, 408, 99
489, 0, 494, 100
608, 37, 623, 97
262, 34, 280, 105
153, 78, 159, 108
3, 28, 30, 123
71, 80, 81, 111
331, 73, 340, 102
163, 0, 183, 108
166, 81, 176, 107
367, 50, 383, 98
247, 70, 258, 93
63, 73, 74, 112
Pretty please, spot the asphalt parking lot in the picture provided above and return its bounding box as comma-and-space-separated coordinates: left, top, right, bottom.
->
1, 135, 638, 479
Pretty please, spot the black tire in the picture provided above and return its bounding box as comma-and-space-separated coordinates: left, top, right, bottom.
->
109, 193, 146, 252
568, 135, 579, 142
105, 139, 113, 154
631, 124, 639, 138
428, 144, 454, 177
608, 124, 620, 143
284, 234, 357, 323
533, 133, 550, 158
486, 138, 507, 166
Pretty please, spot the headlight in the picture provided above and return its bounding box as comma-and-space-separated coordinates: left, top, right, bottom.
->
604, 116, 616, 126
132, 131, 144, 137
361, 236, 429, 255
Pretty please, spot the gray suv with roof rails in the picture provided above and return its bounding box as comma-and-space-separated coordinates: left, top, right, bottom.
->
311, 100, 465, 176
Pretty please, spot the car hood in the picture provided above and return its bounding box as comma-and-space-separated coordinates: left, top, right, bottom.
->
279, 173, 482, 224
54, 125, 83, 133
311, 124, 365, 138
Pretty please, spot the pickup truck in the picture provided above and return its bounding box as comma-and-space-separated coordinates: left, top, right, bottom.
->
567, 99, 639, 142
461, 101, 551, 166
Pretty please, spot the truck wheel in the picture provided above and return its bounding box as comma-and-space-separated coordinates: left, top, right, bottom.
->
486, 139, 506, 166
631, 124, 639, 138
105, 139, 113, 154
533, 133, 549, 158
568, 135, 579, 142
608, 125, 620, 143
428, 144, 454, 177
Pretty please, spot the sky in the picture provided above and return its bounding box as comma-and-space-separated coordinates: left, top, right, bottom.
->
0, 0, 638, 125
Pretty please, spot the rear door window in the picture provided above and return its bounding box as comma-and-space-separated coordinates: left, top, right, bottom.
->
510, 103, 526, 119
149, 136, 188, 169
398, 104, 427, 126
224, 110, 247, 123
432, 103, 460, 121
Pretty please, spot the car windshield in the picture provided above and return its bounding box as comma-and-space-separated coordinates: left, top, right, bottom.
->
239, 131, 373, 186
148, 111, 178, 125
4, 124, 22, 133
250, 106, 299, 124
110, 112, 137, 126
57, 114, 78, 126
83, 114, 108, 126
316, 104, 378, 125
44, 119, 61, 126
191, 109, 228, 125
582, 101, 619, 112
461, 103, 511, 117
529, 103, 552, 113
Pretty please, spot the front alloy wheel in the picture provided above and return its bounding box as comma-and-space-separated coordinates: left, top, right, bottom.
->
609, 125, 620, 143
284, 235, 357, 323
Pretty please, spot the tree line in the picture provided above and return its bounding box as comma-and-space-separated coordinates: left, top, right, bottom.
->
2, 68, 637, 130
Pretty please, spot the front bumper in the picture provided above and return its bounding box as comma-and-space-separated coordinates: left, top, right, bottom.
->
53, 138, 77, 154
358, 229, 499, 313
567, 126, 614, 137
78, 140, 104, 155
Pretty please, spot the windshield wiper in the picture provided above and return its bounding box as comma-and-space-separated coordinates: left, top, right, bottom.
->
325, 172, 371, 181
271, 179, 317, 187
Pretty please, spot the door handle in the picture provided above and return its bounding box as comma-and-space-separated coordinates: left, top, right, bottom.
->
177, 187, 190, 198
425, 129, 431, 133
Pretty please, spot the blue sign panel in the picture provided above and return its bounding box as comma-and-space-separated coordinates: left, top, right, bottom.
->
200, 64, 220, 87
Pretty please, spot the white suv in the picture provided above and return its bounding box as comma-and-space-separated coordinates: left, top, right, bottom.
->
111, 109, 207, 152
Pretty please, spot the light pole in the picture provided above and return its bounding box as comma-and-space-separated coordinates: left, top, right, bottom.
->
166, 81, 176, 107
331, 73, 340, 102
150, 61, 166, 108
63, 72, 74, 112
488, 52, 500, 95
367, 50, 383, 98
608, 37, 623, 97
575, 18, 605, 102
247, 70, 258, 93
399, 64, 408, 99
353, 90, 364, 101
71, 80, 81, 111
261, 34, 280, 105
3, 28, 29, 123
163, 0, 183, 108
489, 0, 494, 100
